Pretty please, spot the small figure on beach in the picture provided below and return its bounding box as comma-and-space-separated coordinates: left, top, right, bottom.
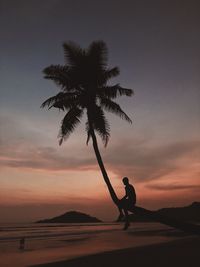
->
118, 177, 136, 230
19, 237, 25, 250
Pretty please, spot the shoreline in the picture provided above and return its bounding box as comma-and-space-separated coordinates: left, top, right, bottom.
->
33, 236, 200, 267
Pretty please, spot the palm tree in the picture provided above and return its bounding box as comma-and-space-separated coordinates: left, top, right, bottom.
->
41, 41, 200, 235
41, 40, 132, 212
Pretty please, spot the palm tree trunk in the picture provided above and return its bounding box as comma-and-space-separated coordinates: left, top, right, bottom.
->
89, 126, 119, 206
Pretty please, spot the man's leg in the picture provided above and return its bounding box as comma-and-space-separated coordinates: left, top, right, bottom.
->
116, 199, 126, 222
116, 207, 124, 222
123, 208, 130, 230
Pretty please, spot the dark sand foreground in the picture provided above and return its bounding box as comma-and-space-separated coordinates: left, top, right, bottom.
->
34, 237, 200, 267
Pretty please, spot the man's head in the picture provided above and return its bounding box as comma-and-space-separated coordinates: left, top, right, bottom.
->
122, 177, 129, 185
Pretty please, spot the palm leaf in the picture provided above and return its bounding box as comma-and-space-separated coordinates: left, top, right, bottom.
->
100, 97, 132, 123
63, 41, 84, 67
59, 107, 83, 145
43, 65, 73, 90
41, 92, 78, 111
41, 92, 65, 110
87, 105, 110, 146
103, 67, 120, 82
88, 41, 108, 68
98, 84, 133, 99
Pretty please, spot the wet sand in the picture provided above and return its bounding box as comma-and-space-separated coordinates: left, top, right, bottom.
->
34, 237, 200, 267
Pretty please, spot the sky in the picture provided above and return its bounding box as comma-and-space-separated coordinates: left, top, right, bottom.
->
0, 0, 199, 222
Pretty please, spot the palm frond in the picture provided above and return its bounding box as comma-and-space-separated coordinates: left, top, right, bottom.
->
59, 107, 83, 145
87, 105, 110, 146
98, 84, 133, 99
43, 64, 68, 76
100, 98, 132, 123
85, 122, 91, 145
63, 41, 84, 67
43, 65, 72, 90
41, 92, 78, 111
41, 92, 65, 110
103, 67, 120, 82
88, 41, 108, 68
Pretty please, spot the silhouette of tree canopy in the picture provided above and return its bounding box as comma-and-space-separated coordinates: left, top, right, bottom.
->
41, 41, 133, 146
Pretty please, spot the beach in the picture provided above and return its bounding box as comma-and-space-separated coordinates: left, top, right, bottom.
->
35, 237, 200, 267
0, 222, 198, 267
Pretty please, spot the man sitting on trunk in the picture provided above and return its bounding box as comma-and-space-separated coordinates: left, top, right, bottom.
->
118, 177, 136, 230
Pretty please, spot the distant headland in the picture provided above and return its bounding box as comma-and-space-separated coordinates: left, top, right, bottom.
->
36, 211, 102, 223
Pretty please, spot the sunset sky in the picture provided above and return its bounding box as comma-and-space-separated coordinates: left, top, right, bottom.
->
0, 0, 199, 223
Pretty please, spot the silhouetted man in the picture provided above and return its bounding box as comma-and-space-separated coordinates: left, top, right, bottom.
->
118, 177, 136, 230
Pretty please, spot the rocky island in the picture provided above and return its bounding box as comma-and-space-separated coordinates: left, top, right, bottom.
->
36, 211, 102, 223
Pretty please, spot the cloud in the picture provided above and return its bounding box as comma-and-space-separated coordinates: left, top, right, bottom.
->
1, 113, 199, 184
103, 138, 200, 182
1, 135, 199, 186
0, 113, 95, 171
0, 145, 95, 171
146, 183, 200, 191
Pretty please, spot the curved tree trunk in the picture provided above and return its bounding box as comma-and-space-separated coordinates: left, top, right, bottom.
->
87, 110, 121, 215
89, 126, 120, 206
